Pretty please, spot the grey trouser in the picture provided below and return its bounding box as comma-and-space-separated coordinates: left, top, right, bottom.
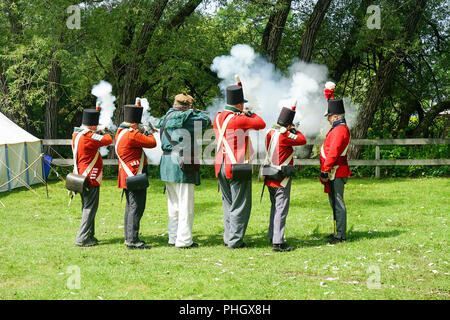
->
218, 163, 252, 248
268, 178, 292, 245
124, 188, 147, 245
76, 186, 100, 244
328, 177, 347, 240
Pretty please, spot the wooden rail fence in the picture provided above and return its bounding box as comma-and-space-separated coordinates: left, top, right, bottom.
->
43, 138, 450, 178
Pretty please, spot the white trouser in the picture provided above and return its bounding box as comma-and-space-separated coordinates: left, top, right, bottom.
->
165, 182, 195, 247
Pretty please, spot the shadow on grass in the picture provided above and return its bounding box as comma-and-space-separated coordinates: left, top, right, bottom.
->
349, 198, 402, 207
96, 224, 404, 249
344, 230, 404, 242
290, 198, 399, 209
184, 226, 405, 250
99, 234, 170, 247
286, 224, 405, 248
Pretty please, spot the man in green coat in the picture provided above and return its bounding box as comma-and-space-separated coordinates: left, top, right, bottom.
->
158, 93, 211, 248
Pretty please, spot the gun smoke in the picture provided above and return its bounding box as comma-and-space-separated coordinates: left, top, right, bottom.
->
208, 44, 358, 158
139, 97, 163, 165
91, 80, 117, 156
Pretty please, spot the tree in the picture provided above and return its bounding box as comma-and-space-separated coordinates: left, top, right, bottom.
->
298, 0, 332, 62
349, 0, 428, 159
294, 0, 333, 161
0, 0, 24, 124
113, 0, 170, 124
102, 0, 206, 124
261, 0, 292, 65
329, 0, 371, 83
412, 99, 450, 137
45, 50, 62, 147
0, 0, 447, 151
167, 0, 204, 30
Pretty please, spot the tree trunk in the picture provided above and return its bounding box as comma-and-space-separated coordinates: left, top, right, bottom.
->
296, 0, 332, 158
289, 0, 332, 157
348, 0, 428, 159
396, 99, 421, 136
261, 0, 292, 65
441, 116, 449, 139
167, 0, 203, 30
184, 78, 206, 109
115, 0, 169, 124
350, 56, 396, 143
412, 100, 450, 137
298, 0, 332, 62
5, 0, 23, 35
44, 56, 62, 156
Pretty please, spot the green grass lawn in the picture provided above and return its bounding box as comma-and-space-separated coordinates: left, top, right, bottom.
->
0, 177, 448, 300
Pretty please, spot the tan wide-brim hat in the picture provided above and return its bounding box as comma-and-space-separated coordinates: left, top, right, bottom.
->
174, 93, 194, 106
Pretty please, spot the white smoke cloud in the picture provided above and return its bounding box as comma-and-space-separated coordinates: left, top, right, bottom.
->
91, 80, 117, 156
138, 97, 163, 165
91, 80, 117, 131
208, 44, 359, 158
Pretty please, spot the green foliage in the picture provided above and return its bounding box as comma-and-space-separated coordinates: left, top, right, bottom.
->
0, 0, 448, 178
352, 123, 450, 178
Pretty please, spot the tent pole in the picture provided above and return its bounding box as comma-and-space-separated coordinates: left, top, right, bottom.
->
41, 142, 49, 199
24, 142, 30, 185
41, 142, 45, 179
5, 144, 11, 191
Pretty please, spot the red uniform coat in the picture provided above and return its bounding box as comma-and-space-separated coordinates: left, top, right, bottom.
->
116, 127, 156, 189
264, 128, 307, 188
320, 124, 351, 178
72, 130, 112, 187
213, 107, 266, 179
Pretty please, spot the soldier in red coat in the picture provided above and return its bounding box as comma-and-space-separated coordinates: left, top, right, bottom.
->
72, 109, 112, 247
319, 99, 351, 243
214, 85, 266, 249
115, 105, 157, 249
263, 106, 306, 252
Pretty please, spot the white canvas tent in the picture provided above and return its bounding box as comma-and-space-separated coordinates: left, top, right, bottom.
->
0, 112, 44, 192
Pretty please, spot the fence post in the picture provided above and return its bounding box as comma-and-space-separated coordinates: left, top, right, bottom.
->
375, 145, 380, 179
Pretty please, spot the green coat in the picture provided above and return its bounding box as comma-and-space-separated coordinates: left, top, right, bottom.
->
158, 108, 211, 185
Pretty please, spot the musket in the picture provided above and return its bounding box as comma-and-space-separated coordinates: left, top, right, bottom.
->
235, 74, 255, 116
135, 97, 159, 133
145, 122, 158, 134
192, 106, 210, 115
96, 127, 116, 135
93, 100, 117, 134
175, 102, 209, 115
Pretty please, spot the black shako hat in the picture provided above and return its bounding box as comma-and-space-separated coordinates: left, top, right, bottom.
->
324, 99, 345, 117
82, 109, 100, 126
278, 107, 296, 127
226, 85, 248, 105
124, 104, 143, 123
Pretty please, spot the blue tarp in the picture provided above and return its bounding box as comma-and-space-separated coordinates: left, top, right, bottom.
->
43, 155, 52, 181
